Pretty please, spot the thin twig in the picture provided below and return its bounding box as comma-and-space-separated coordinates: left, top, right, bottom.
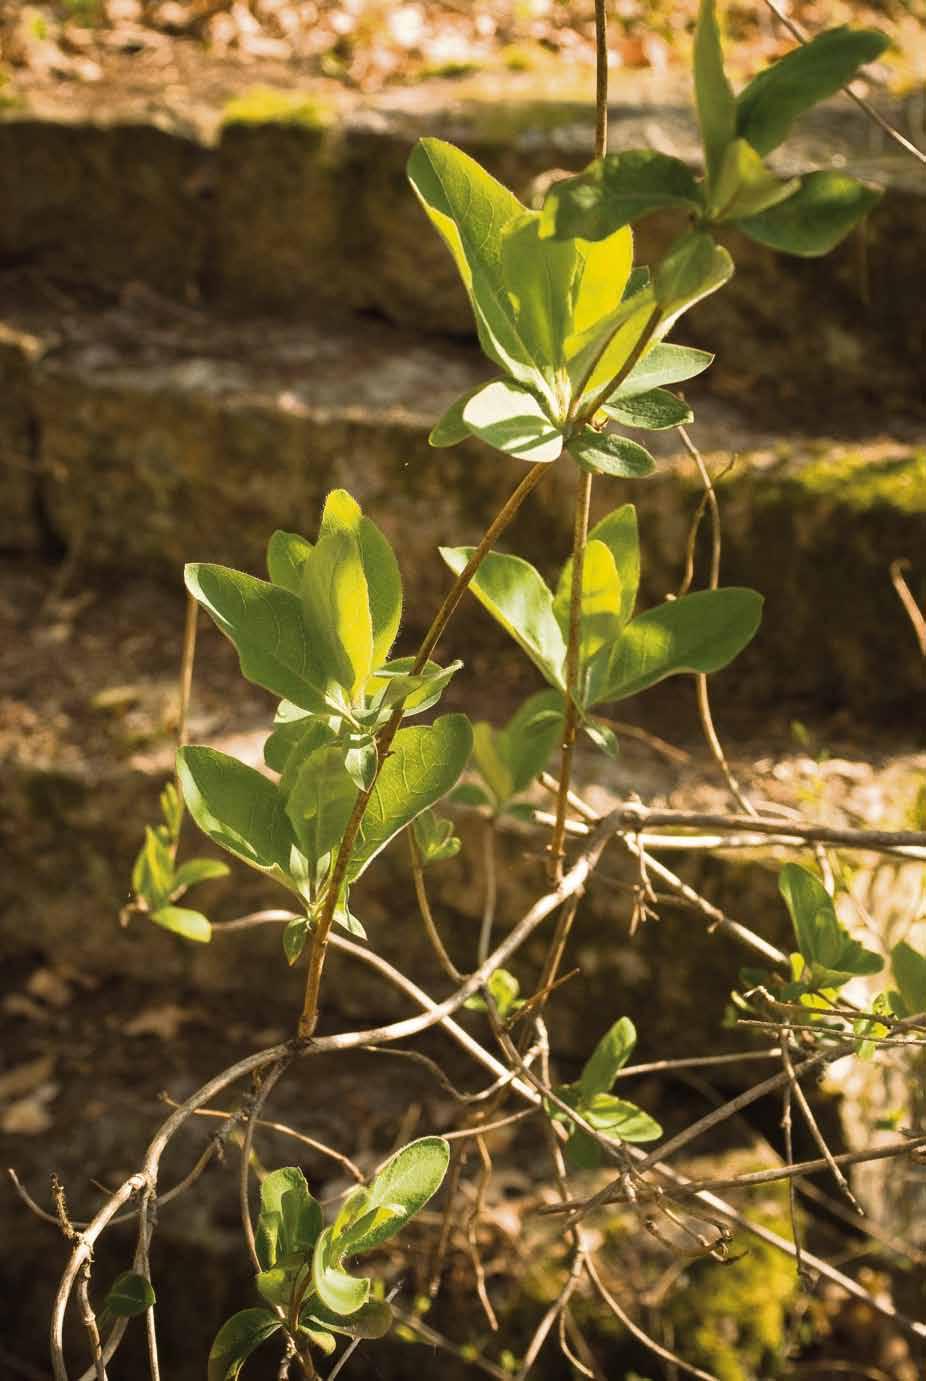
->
477, 818, 498, 965
408, 830, 465, 983
584, 1253, 720, 1381
890, 559, 926, 657
76, 1267, 106, 1381
239, 1057, 293, 1271
781, 1039, 863, 1214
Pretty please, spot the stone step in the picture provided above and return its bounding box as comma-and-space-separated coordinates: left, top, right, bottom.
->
3, 547, 924, 1062
2, 295, 924, 721
3, 74, 925, 423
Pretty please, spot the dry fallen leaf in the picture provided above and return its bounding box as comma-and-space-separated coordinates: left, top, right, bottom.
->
124, 1004, 197, 1040
0, 1054, 56, 1100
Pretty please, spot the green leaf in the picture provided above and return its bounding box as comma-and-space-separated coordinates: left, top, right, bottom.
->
349, 717, 474, 880
583, 505, 639, 628
412, 809, 461, 864
708, 137, 798, 222
282, 915, 310, 966
737, 171, 882, 257
208, 1309, 281, 1381
779, 864, 884, 988
301, 531, 373, 700
582, 715, 619, 757
581, 1092, 662, 1142
177, 746, 297, 886
540, 150, 704, 241
564, 1126, 602, 1171
407, 138, 551, 406
344, 738, 378, 792
318, 490, 403, 670
736, 26, 890, 157
694, 0, 737, 185
255, 1261, 305, 1309
473, 721, 514, 807
500, 211, 583, 376
337, 1137, 450, 1256
159, 781, 182, 839
602, 388, 693, 431
579, 1017, 637, 1099
891, 941, 926, 1017
461, 379, 563, 463
449, 781, 493, 808
100, 1271, 155, 1319
302, 1298, 393, 1341
553, 539, 623, 668
257, 1168, 321, 1265
499, 689, 565, 796
566, 289, 660, 415
285, 744, 358, 871
312, 1227, 370, 1316
611, 343, 713, 400
150, 905, 212, 943
132, 825, 174, 910
440, 547, 566, 690
266, 530, 312, 594
298, 1324, 337, 1355
586, 587, 763, 706
569, 429, 657, 479
430, 384, 490, 448
171, 856, 230, 893
464, 968, 522, 1019
185, 564, 330, 715
371, 656, 463, 717
653, 232, 730, 314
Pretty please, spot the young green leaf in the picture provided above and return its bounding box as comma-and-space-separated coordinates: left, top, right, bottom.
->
736, 26, 890, 157
430, 384, 491, 448
461, 379, 563, 463
177, 746, 297, 885
891, 941, 926, 1018
566, 505, 639, 630
170, 856, 230, 893
653, 232, 729, 314
440, 547, 567, 690
336, 1137, 450, 1256
150, 905, 212, 944
301, 531, 373, 700
464, 968, 522, 1019
412, 809, 461, 864
99, 1271, 155, 1320
473, 721, 515, 807
610, 343, 713, 400
579, 1017, 637, 1099
566, 290, 659, 415
318, 490, 403, 670
736, 171, 882, 257
132, 825, 174, 910
407, 138, 552, 407
602, 388, 693, 431
568, 428, 657, 479
312, 1227, 370, 1315
371, 656, 463, 717
266, 529, 312, 594
185, 565, 331, 714
694, 0, 737, 185
581, 1093, 662, 1142
498, 689, 565, 797
564, 1126, 603, 1171
285, 744, 358, 870
586, 587, 763, 706
257, 1167, 322, 1267
207, 1309, 281, 1381
707, 137, 798, 222
779, 864, 884, 988
282, 914, 310, 966
349, 716, 474, 880
500, 211, 582, 376
553, 539, 624, 668
540, 150, 704, 242
302, 1298, 393, 1341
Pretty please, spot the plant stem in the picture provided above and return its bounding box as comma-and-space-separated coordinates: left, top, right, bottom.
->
594, 0, 609, 161
548, 470, 593, 883
297, 461, 549, 1038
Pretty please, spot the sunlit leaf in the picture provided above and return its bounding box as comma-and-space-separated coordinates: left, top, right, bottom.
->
611, 343, 714, 401
708, 137, 798, 221
312, 1227, 370, 1315
461, 379, 563, 463
150, 905, 212, 943
266, 529, 312, 594
694, 0, 737, 185
737, 171, 882, 256
336, 1137, 450, 1256
602, 388, 693, 431
891, 941, 926, 1018
553, 539, 623, 668
177, 747, 297, 889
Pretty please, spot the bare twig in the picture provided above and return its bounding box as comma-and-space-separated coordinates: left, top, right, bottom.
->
408, 830, 465, 982
477, 818, 498, 965
782, 1038, 863, 1214
584, 1253, 720, 1381
890, 559, 926, 657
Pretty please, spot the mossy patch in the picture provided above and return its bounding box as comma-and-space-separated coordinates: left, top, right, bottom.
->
221, 87, 334, 130
793, 448, 926, 516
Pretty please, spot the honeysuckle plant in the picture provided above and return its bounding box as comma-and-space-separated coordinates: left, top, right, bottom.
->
442, 502, 762, 756
73, 3, 923, 1377
165, 489, 473, 958
209, 1139, 450, 1379
541, 0, 887, 257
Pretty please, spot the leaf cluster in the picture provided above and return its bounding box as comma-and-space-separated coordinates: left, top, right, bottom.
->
209, 1139, 449, 1378
548, 1018, 662, 1170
